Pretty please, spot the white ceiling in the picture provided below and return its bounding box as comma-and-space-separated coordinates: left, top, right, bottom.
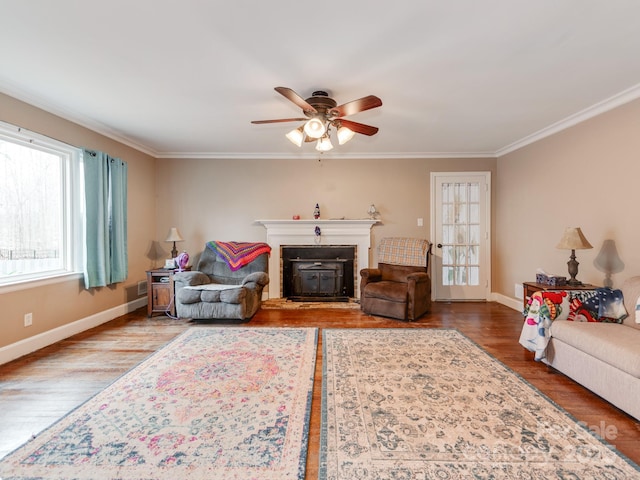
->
2, 1, 640, 160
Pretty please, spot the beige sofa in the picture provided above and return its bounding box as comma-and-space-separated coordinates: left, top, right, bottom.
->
542, 276, 640, 420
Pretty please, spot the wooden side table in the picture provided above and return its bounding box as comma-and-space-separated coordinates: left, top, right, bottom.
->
522, 281, 598, 310
146, 268, 187, 317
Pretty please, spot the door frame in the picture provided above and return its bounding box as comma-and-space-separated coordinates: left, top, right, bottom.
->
429, 171, 492, 301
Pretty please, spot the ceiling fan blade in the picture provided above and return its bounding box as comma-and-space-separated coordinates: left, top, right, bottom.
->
338, 119, 379, 136
251, 118, 308, 124
275, 87, 317, 114
330, 95, 382, 118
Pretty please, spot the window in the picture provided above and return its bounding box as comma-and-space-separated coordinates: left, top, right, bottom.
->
0, 121, 82, 286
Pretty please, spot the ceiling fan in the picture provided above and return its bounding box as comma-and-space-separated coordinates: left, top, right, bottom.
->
251, 87, 382, 152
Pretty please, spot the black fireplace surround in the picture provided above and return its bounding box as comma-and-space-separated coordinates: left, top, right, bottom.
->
282, 245, 355, 301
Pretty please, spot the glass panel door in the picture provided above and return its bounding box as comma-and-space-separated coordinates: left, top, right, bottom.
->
431, 173, 490, 300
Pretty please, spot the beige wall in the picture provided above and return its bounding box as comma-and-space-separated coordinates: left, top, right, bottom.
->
496, 98, 640, 299
0, 93, 157, 348
154, 156, 497, 283
5, 87, 638, 351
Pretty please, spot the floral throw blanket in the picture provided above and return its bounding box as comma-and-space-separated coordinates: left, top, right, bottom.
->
519, 287, 627, 361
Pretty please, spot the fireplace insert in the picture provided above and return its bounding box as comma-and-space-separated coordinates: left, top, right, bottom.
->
282, 245, 355, 301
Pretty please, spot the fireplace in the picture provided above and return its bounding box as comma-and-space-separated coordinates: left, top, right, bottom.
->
282, 245, 355, 301
256, 219, 378, 299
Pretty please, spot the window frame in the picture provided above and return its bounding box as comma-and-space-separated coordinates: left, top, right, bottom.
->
0, 121, 83, 291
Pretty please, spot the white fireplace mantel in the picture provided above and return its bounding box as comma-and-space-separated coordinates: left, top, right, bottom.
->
256, 219, 378, 299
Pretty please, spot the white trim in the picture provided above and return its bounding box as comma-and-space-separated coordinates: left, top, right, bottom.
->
0, 297, 147, 366
0, 120, 84, 287
0, 85, 159, 158
492, 291, 522, 312
0, 272, 82, 294
496, 82, 640, 156
155, 151, 497, 160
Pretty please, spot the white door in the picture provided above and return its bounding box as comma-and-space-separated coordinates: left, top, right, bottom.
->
430, 172, 491, 301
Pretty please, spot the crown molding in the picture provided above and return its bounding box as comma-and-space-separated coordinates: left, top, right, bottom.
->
496, 82, 640, 157
5, 80, 640, 161
155, 151, 497, 160
0, 83, 160, 158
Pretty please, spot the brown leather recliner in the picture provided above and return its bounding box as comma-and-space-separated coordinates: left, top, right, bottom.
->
360, 238, 431, 321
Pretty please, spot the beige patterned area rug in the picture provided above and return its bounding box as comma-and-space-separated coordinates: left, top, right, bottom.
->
321, 328, 639, 479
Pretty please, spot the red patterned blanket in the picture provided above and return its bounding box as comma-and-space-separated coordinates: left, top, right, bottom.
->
207, 241, 271, 271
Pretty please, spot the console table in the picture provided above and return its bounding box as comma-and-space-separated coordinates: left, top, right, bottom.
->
522, 281, 598, 310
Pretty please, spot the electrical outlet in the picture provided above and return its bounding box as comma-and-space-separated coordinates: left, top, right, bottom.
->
514, 283, 524, 300
24, 313, 33, 327
417, 218, 424, 227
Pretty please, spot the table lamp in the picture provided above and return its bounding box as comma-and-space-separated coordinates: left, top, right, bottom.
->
165, 227, 184, 258
556, 227, 593, 286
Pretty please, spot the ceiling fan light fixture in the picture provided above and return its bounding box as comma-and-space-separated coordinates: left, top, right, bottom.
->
304, 117, 326, 139
315, 135, 334, 152
337, 125, 355, 145
285, 126, 304, 147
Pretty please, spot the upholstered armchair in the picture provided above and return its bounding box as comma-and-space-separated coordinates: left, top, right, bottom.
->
360, 238, 432, 321
173, 242, 270, 320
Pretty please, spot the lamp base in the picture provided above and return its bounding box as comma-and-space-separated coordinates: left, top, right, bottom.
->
566, 249, 581, 286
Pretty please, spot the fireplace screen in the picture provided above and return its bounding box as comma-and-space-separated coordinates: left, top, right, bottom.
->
282, 246, 355, 301
292, 260, 346, 298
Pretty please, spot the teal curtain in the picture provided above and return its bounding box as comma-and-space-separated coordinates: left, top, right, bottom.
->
83, 149, 128, 288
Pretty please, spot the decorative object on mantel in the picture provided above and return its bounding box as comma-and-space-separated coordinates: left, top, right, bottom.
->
314, 225, 321, 244
165, 227, 184, 258
313, 203, 320, 219
367, 203, 379, 219
251, 87, 382, 152
556, 227, 593, 286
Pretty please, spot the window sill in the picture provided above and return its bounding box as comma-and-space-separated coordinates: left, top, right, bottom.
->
0, 272, 83, 294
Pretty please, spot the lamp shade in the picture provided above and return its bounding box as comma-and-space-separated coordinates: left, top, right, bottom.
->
304, 117, 326, 139
315, 135, 334, 152
285, 126, 304, 147
337, 125, 355, 145
556, 227, 593, 250
165, 227, 184, 243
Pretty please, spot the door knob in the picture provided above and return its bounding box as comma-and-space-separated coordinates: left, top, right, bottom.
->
437, 243, 443, 248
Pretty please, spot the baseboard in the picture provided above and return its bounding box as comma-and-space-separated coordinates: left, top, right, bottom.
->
491, 292, 522, 312
0, 297, 147, 366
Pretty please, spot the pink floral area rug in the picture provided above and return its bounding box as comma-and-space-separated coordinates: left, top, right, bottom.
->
320, 328, 640, 479
0, 327, 318, 480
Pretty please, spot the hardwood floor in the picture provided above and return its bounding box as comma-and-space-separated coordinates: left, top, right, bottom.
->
1, 301, 639, 475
